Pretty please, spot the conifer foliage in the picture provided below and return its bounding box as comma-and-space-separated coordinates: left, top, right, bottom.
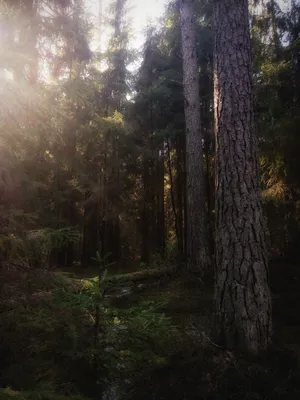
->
1, 0, 300, 387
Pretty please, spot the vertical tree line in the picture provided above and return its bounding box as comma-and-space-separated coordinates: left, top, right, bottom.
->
1, 0, 300, 354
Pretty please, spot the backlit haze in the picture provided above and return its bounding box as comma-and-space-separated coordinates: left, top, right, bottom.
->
86, 0, 169, 50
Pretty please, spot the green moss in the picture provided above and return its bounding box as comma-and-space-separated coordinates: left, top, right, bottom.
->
105, 265, 177, 284
0, 389, 89, 400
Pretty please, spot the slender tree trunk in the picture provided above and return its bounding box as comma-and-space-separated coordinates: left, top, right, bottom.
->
175, 136, 185, 259
204, 138, 214, 260
81, 194, 90, 266
182, 135, 188, 260
201, 63, 214, 260
167, 139, 181, 254
269, 0, 280, 60
110, 134, 122, 261
27, 0, 38, 84
101, 136, 108, 258
180, 0, 210, 273
149, 103, 157, 256
212, 0, 272, 354
156, 145, 165, 255
81, 139, 100, 267
141, 148, 150, 263
81, 194, 99, 266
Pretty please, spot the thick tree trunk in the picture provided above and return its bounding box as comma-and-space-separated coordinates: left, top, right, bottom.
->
180, 0, 210, 274
212, 0, 272, 354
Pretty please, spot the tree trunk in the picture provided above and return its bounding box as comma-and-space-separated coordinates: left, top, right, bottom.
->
269, 0, 280, 60
141, 149, 150, 263
27, 0, 38, 84
167, 139, 181, 254
156, 145, 165, 255
176, 135, 185, 259
182, 134, 188, 260
81, 194, 99, 266
212, 0, 272, 354
180, 0, 210, 273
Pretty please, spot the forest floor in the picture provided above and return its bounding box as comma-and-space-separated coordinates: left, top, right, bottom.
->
270, 263, 300, 352
2, 261, 300, 400
67, 261, 300, 399
65, 261, 300, 350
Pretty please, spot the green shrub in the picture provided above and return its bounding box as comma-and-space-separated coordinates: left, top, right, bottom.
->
0, 223, 81, 268
0, 266, 180, 399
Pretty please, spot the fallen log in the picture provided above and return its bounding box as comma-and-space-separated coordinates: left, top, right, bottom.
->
105, 265, 179, 285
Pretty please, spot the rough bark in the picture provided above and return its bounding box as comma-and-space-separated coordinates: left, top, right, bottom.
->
212, 0, 272, 354
180, 0, 210, 273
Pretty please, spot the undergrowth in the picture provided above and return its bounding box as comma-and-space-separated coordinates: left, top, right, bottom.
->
0, 262, 180, 398
1, 261, 300, 400
0, 388, 88, 400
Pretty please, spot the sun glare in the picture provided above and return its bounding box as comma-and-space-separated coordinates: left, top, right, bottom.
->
87, 0, 169, 50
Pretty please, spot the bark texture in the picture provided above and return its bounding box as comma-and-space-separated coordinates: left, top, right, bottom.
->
212, 0, 272, 354
180, 0, 210, 273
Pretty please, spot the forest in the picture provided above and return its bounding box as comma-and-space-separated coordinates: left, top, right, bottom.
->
1, 0, 300, 399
